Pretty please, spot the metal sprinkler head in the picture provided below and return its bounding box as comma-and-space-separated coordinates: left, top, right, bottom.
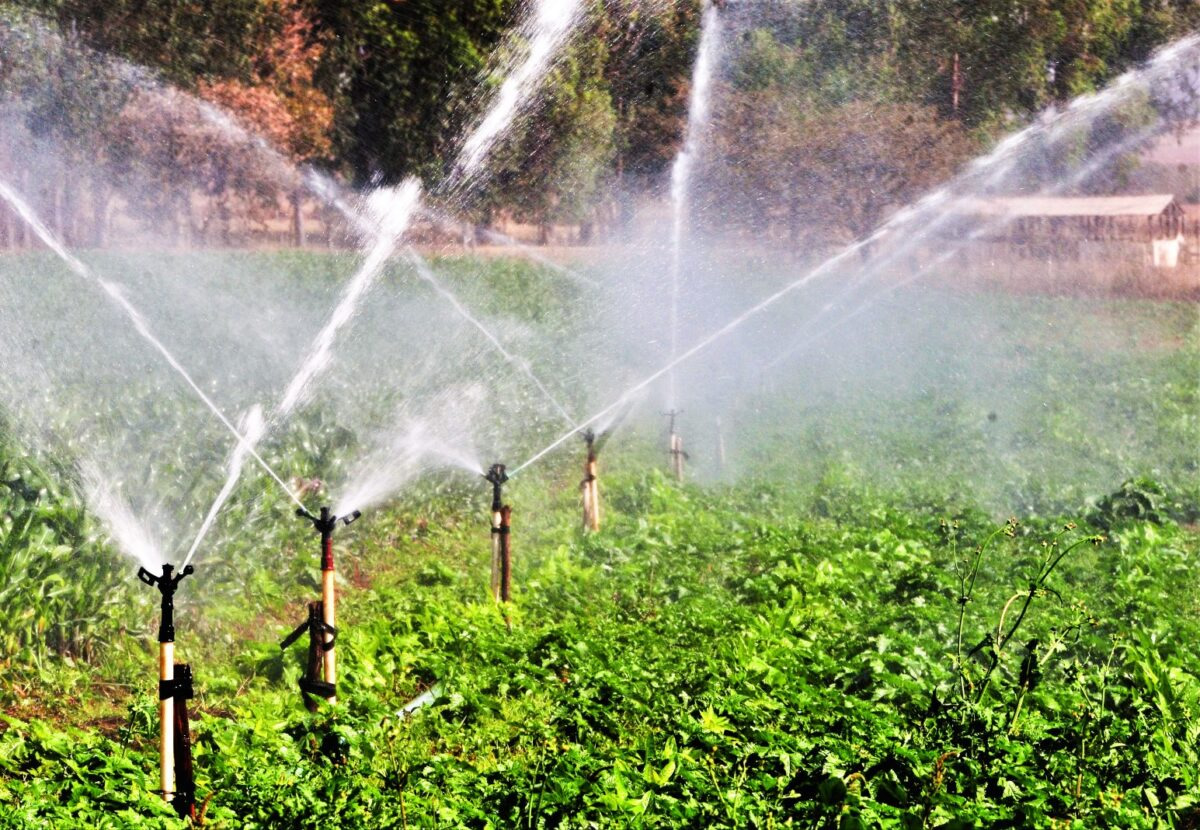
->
580, 427, 612, 461
296, 506, 360, 570
484, 463, 508, 511
137, 563, 195, 643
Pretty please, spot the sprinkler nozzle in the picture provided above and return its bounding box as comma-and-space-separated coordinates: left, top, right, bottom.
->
137, 563, 194, 643
297, 506, 350, 570
297, 505, 339, 535
342, 510, 361, 527
485, 464, 508, 511
580, 427, 611, 461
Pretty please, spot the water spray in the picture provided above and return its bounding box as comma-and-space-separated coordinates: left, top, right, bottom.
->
665, 410, 687, 481
508, 36, 1200, 484
0, 180, 304, 514
136, 563, 196, 816
715, 416, 726, 475
282, 506, 360, 709
484, 464, 510, 603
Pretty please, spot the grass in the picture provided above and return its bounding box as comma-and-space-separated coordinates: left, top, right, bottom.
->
0, 251, 1196, 827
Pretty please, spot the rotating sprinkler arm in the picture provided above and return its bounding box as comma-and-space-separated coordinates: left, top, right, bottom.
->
295, 506, 361, 570
137, 564, 195, 643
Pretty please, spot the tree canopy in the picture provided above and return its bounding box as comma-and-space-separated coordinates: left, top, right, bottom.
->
3, 0, 1196, 240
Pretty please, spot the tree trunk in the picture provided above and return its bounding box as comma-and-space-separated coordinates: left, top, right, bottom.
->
291, 188, 305, 247
91, 177, 110, 248
0, 197, 10, 250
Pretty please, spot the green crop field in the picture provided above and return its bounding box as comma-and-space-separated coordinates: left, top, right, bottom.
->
0, 253, 1198, 828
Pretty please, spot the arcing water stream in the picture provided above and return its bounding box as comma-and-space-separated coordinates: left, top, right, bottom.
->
761, 112, 1183, 377
666, 0, 722, 409
509, 32, 1200, 478
183, 0, 589, 560
0, 4, 1193, 573
446, 0, 585, 193
274, 181, 424, 420
0, 179, 303, 513
404, 249, 579, 429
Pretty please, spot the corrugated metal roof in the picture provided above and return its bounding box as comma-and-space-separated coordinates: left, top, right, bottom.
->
958, 194, 1179, 218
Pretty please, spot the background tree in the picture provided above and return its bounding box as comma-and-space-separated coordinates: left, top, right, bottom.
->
480, 31, 617, 242
311, 0, 515, 185
199, 0, 335, 243
2, 0, 1197, 247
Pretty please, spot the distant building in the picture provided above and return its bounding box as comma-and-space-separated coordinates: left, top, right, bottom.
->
957, 194, 1187, 241
950, 193, 1197, 270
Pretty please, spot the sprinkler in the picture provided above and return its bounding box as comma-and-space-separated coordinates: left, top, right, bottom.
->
283, 506, 360, 709
483, 464, 510, 603
580, 429, 605, 532
136, 563, 196, 816
665, 410, 688, 481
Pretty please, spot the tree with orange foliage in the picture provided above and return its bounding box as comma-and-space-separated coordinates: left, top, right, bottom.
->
197, 0, 334, 244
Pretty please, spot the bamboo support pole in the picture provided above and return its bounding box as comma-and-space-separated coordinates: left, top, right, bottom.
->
586, 455, 600, 531
159, 642, 174, 800
490, 506, 503, 601
321, 566, 337, 704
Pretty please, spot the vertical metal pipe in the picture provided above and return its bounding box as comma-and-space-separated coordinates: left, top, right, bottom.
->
586, 455, 600, 531
582, 431, 601, 532
666, 411, 685, 481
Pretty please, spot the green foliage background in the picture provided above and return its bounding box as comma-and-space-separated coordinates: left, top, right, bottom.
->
5, 0, 1197, 231
0, 253, 1196, 827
